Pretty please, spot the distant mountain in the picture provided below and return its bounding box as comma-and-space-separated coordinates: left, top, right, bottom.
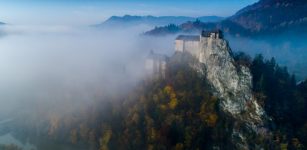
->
146, 0, 307, 36
229, 0, 307, 34
95, 15, 224, 28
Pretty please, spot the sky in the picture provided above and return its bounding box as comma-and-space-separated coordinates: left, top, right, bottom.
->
0, 0, 259, 26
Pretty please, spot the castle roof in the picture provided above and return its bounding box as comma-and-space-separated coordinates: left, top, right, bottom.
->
176, 35, 200, 41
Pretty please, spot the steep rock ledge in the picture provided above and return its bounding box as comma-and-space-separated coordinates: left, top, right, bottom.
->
196, 36, 269, 149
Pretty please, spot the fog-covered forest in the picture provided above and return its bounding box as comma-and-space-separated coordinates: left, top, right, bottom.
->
0, 0, 306, 150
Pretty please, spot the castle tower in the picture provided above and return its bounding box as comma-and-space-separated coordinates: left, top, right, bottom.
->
145, 50, 169, 78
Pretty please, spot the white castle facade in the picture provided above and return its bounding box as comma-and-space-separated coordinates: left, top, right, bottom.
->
146, 30, 223, 78
145, 50, 168, 78
175, 30, 223, 59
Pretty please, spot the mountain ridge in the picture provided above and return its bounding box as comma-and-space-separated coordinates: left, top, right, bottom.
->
145, 0, 307, 36
95, 15, 224, 28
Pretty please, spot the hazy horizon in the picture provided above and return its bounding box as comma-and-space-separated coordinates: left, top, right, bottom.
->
0, 0, 258, 26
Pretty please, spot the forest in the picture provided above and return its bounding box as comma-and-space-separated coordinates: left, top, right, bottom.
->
2, 52, 307, 150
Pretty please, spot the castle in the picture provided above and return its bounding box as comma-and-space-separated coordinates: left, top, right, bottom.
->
145, 30, 268, 148
145, 30, 223, 78
175, 30, 223, 58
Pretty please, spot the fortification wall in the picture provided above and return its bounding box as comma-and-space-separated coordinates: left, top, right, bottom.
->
183, 40, 200, 57
175, 40, 184, 52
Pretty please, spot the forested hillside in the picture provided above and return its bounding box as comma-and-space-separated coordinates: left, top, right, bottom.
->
4, 52, 307, 150
145, 0, 307, 36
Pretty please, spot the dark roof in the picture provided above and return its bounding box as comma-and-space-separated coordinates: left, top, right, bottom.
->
201, 29, 223, 38
175, 35, 200, 41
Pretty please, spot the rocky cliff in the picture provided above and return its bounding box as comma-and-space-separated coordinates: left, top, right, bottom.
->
192, 36, 269, 149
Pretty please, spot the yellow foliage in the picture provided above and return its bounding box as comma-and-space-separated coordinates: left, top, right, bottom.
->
149, 128, 157, 141
200, 104, 218, 127
164, 85, 172, 94
148, 144, 154, 150
153, 94, 159, 103
280, 143, 288, 150
291, 138, 303, 149
169, 98, 178, 110
99, 129, 113, 150
160, 104, 167, 111
174, 143, 184, 150
145, 116, 154, 126
70, 128, 78, 144
205, 113, 218, 127
199, 96, 218, 127
164, 85, 178, 109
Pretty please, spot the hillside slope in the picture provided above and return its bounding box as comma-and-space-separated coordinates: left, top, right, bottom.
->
145, 0, 307, 36
229, 0, 307, 34
4, 47, 307, 150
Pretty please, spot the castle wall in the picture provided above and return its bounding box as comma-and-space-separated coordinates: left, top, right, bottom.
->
182, 40, 200, 57
160, 61, 167, 78
145, 59, 154, 75
175, 40, 184, 52
145, 57, 167, 78
175, 40, 200, 58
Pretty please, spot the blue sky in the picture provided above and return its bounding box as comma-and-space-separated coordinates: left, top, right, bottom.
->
0, 0, 259, 25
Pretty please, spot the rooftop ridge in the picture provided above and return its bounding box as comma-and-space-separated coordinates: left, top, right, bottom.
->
201, 29, 223, 38
175, 29, 224, 41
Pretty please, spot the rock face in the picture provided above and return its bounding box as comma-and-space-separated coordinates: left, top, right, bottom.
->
175, 31, 269, 149
199, 34, 261, 117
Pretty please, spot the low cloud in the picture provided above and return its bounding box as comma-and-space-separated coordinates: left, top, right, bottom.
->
0, 25, 175, 116
226, 34, 307, 80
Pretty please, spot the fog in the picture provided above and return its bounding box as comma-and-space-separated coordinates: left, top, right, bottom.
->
0, 24, 176, 149
226, 34, 307, 80
0, 22, 306, 149
0, 25, 175, 119
0, 25, 306, 120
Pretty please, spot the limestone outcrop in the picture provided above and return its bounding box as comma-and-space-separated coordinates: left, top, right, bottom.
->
175, 30, 270, 149
147, 30, 270, 149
